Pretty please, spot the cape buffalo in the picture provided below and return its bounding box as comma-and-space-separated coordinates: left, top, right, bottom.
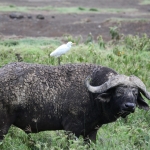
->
0, 62, 150, 142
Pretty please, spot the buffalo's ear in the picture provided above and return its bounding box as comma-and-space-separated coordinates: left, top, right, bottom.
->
137, 93, 149, 110
95, 92, 111, 102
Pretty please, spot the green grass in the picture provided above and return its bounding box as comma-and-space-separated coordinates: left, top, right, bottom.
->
0, 34, 150, 149
35, 7, 137, 14
140, 0, 150, 5
0, 5, 30, 12
0, 4, 137, 14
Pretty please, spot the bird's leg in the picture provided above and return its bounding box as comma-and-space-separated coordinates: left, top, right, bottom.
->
58, 57, 61, 65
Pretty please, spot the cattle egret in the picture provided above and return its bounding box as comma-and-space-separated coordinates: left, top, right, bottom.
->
50, 41, 75, 65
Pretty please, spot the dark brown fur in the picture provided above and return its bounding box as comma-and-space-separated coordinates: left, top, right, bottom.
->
0, 62, 148, 142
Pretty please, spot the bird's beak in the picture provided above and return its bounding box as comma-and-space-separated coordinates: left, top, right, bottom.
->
72, 43, 76, 45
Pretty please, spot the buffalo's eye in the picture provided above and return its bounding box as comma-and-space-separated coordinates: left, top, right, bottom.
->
132, 88, 138, 96
116, 88, 124, 97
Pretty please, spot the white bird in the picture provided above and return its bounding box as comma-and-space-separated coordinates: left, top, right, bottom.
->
50, 41, 75, 65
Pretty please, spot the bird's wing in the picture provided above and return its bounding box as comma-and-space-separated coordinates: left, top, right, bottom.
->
50, 44, 69, 57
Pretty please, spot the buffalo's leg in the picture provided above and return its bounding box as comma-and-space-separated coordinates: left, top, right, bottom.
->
87, 130, 98, 143
62, 116, 83, 139
0, 114, 15, 142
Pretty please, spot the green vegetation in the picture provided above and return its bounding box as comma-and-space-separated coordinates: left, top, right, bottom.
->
0, 4, 137, 14
0, 5, 30, 12
0, 34, 150, 149
140, 0, 150, 5
109, 26, 120, 40
27, 7, 137, 14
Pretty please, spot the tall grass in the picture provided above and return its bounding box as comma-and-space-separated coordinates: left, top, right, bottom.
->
0, 34, 150, 150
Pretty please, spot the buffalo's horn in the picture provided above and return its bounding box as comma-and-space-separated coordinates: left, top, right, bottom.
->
129, 75, 150, 100
85, 74, 150, 99
85, 74, 133, 94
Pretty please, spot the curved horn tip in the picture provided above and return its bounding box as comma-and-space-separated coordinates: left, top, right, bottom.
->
129, 75, 150, 100
85, 76, 91, 88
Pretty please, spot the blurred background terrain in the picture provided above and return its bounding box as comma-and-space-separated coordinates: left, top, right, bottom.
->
0, 0, 150, 40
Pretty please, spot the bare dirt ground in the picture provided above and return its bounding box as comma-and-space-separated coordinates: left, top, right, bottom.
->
0, 0, 150, 41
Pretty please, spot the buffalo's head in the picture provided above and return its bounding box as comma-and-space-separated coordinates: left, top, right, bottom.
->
85, 74, 150, 119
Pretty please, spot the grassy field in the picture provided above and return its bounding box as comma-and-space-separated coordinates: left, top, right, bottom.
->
0, 4, 137, 14
140, 0, 150, 5
0, 33, 150, 150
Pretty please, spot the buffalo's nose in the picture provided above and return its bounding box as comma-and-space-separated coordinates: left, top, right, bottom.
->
125, 103, 135, 110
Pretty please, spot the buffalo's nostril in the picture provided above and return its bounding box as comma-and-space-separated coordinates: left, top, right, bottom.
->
125, 103, 135, 109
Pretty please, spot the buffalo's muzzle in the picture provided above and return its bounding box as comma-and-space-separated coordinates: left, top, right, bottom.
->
124, 102, 135, 112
